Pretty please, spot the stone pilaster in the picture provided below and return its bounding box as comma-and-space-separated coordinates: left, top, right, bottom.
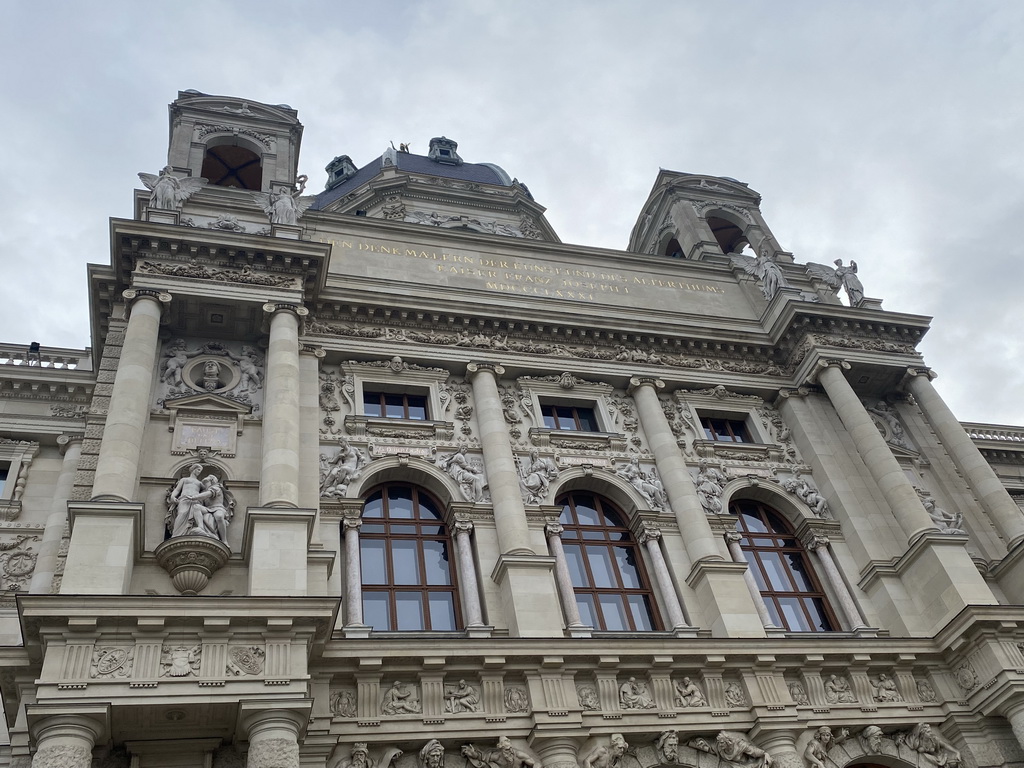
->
260, 303, 308, 508
91, 289, 169, 502
30, 435, 82, 594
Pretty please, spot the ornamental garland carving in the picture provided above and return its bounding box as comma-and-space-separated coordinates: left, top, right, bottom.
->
441, 381, 474, 437
305, 321, 786, 376
137, 260, 300, 288
498, 384, 533, 443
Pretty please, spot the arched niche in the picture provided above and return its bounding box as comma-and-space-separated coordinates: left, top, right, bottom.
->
346, 455, 461, 507
701, 208, 750, 255
200, 135, 264, 190
549, 466, 656, 518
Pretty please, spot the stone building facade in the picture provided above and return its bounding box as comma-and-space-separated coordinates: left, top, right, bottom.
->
2, 90, 1024, 768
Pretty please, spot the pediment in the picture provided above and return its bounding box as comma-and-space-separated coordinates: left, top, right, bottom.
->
164, 392, 253, 415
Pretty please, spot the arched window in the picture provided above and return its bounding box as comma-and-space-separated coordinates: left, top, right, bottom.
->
201, 143, 262, 190
359, 485, 461, 631
557, 492, 661, 631
730, 499, 838, 632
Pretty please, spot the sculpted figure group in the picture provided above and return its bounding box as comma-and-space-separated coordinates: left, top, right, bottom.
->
165, 464, 233, 548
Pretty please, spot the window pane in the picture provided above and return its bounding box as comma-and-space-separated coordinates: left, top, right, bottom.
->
576, 594, 597, 627
428, 594, 457, 630
627, 594, 654, 631
744, 552, 768, 590
764, 598, 784, 628
390, 524, 419, 535
544, 412, 558, 429
786, 553, 813, 591
407, 396, 427, 420
576, 408, 597, 431
586, 546, 616, 588
803, 598, 832, 631
361, 523, 386, 534
422, 540, 451, 585
598, 595, 629, 631
417, 494, 442, 519
778, 597, 811, 632
581, 529, 605, 540
363, 593, 390, 630
363, 494, 383, 518
613, 546, 641, 588
385, 395, 405, 418
391, 540, 421, 584
395, 592, 425, 630
388, 487, 414, 518
361, 539, 388, 585
564, 544, 588, 587
573, 498, 601, 526
363, 393, 382, 417
740, 513, 768, 533
759, 551, 792, 591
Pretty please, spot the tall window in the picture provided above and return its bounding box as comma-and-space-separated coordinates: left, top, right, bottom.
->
360, 485, 460, 631
557, 492, 660, 631
730, 499, 838, 632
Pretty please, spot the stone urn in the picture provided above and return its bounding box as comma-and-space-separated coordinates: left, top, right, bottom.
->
154, 536, 230, 595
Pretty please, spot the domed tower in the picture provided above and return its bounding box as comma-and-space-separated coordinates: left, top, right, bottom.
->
312, 136, 558, 242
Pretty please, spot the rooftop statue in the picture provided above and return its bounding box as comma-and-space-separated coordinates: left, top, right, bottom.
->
139, 166, 208, 210
731, 246, 789, 302
254, 174, 315, 225
806, 259, 866, 306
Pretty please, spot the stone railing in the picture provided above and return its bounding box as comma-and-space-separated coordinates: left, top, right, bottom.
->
0, 345, 90, 370
963, 422, 1024, 443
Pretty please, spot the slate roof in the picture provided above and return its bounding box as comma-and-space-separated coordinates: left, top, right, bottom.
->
312, 151, 513, 210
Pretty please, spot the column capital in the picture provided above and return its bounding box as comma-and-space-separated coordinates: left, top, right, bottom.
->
122, 287, 172, 308
905, 366, 936, 380
807, 357, 850, 385
544, 520, 564, 537
453, 518, 474, 535
56, 434, 85, 453
342, 516, 362, 532
637, 521, 662, 545
776, 386, 812, 401
724, 530, 743, 544
466, 361, 505, 379
802, 532, 830, 551
262, 302, 309, 317
628, 376, 665, 394
299, 344, 326, 358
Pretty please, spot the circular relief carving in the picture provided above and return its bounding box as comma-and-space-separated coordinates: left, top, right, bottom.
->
4, 551, 36, 577
95, 648, 130, 675
181, 356, 241, 395
229, 646, 265, 675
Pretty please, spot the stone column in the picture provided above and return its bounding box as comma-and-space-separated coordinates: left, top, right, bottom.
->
91, 289, 169, 502
629, 377, 719, 561
803, 533, 867, 631
29, 711, 106, 768
815, 360, 936, 542
629, 377, 765, 637
453, 518, 485, 628
755, 731, 802, 768
544, 521, 587, 631
637, 522, 690, 631
533, 737, 580, 768
240, 706, 306, 768
905, 367, 1024, 546
30, 434, 82, 594
724, 531, 778, 629
466, 362, 532, 554
342, 515, 363, 627
260, 303, 308, 508
1003, 698, 1024, 753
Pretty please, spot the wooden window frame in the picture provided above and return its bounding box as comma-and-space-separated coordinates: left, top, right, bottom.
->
557, 492, 662, 632
541, 403, 598, 432
701, 416, 751, 443
359, 484, 462, 632
730, 499, 839, 632
363, 390, 429, 421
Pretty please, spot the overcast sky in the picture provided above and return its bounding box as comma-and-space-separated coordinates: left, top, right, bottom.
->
1, 1, 1021, 426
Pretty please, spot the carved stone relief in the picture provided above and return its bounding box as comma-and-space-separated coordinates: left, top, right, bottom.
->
90, 646, 134, 679
954, 661, 978, 692
419, 741, 445, 768
320, 438, 370, 498
516, 450, 559, 505
0, 535, 38, 590
804, 726, 849, 768
614, 457, 669, 511
225, 646, 265, 676
689, 732, 772, 768
864, 400, 910, 449
895, 723, 961, 767
434, 446, 488, 503
164, 463, 234, 549
674, 676, 707, 707
781, 473, 831, 518
694, 460, 728, 515
577, 684, 600, 710
158, 338, 264, 409
331, 688, 357, 717
498, 384, 532, 444
503, 685, 529, 713
657, 731, 682, 765
916, 679, 938, 702
441, 381, 474, 437
823, 674, 856, 703
618, 677, 656, 709
381, 680, 422, 715
871, 673, 903, 702
137, 260, 298, 288
159, 644, 201, 677
788, 680, 809, 705
581, 734, 628, 768
724, 682, 747, 708
915, 487, 964, 534
444, 678, 481, 713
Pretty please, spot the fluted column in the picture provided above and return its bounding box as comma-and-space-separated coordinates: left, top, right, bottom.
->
466, 362, 532, 554
30, 435, 82, 593
905, 367, 1024, 547
815, 360, 936, 542
29, 712, 106, 768
638, 522, 689, 631
91, 289, 170, 501
804, 534, 867, 630
725, 531, 777, 629
453, 518, 485, 627
544, 521, 587, 630
628, 377, 720, 562
343, 516, 363, 626
260, 303, 307, 508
